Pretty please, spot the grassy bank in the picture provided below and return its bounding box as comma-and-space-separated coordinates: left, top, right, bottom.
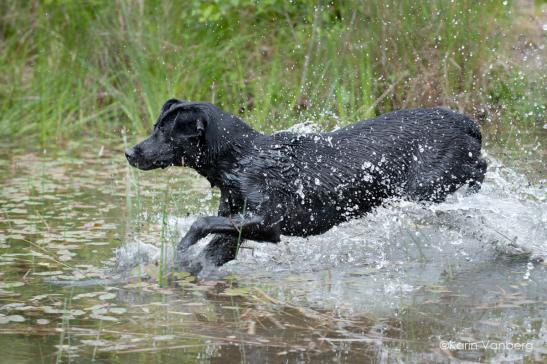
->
0, 0, 544, 144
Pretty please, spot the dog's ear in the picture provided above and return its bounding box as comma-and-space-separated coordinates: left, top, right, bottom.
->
171, 106, 208, 139
160, 99, 180, 116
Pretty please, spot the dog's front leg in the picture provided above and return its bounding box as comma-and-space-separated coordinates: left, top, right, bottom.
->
176, 215, 280, 254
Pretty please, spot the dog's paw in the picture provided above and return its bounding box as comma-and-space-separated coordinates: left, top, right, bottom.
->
176, 251, 204, 276
175, 239, 203, 276
176, 247, 229, 278
176, 239, 191, 254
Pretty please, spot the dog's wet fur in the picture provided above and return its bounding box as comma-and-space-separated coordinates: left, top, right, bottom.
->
126, 99, 486, 274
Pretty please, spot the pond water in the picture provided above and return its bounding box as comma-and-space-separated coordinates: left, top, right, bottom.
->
0, 129, 545, 363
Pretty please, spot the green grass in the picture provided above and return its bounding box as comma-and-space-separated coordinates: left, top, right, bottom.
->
0, 0, 544, 145
159, 186, 169, 287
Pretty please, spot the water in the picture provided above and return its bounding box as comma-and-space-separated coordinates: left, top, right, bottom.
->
0, 137, 545, 363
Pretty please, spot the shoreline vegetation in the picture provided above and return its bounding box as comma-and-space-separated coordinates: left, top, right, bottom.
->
0, 0, 544, 145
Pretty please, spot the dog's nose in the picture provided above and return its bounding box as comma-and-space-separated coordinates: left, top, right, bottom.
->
125, 148, 135, 161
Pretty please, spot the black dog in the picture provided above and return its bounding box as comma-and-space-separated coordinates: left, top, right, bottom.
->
126, 99, 486, 273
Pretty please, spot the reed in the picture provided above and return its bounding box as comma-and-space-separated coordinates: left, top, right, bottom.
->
0, 0, 541, 145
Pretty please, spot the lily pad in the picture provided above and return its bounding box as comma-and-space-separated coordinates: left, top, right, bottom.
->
33, 271, 64, 276
89, 313, 119, 322
99, 293, 116, 301
73, 292, 102, 300
0, 282, 24, 289
80, 339, 111, 347
109, 307, 127, 315
6, 315, 25, 323
221, 287, 250, 297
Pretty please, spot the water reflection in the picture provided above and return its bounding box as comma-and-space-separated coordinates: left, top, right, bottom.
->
0, 141, 545, 363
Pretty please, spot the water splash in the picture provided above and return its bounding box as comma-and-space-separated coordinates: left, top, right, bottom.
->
116, 154, 545, 281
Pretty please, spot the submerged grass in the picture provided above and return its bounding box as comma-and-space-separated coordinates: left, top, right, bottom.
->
1, 0, 543, 144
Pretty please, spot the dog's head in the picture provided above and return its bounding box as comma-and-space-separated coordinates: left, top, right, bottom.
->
125, 99, 211, 170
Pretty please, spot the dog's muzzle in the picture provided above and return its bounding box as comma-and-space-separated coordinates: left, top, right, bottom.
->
125, 147, 171, 170
125, 148, 137, 166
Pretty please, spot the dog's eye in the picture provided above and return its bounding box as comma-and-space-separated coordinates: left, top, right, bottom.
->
155, 123, 166, 133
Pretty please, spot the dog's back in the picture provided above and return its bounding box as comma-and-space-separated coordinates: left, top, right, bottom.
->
229, 108, 486, 236
337, 107, 486, 200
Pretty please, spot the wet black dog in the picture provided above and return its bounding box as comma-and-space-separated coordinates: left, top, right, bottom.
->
126, 99, 486, 273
